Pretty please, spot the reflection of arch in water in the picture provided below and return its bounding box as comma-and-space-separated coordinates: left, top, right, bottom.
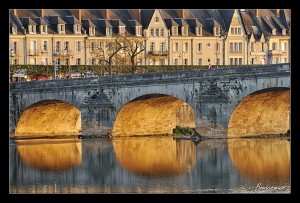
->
228, 139, 290, 180
228, 88, 290, 138
113, 94, 195, 136
113, 137, 196, 176
16, 139, 82, 171
15, 100, 81, 138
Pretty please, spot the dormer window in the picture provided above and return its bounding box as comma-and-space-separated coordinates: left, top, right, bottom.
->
89, 27, 95, 36
214, 27, 220, 36
196, 27, 202, 36
29, 25, 36, 34
272, 29, 276, 35
282, 29, 287, 35
136, 26, 142, 36
106, 27, 112, 36
11, 27, 17, 34
74, 24, 81, 34
182, 27, 187, 36
172, 26, 178, 35
58, 24, 65, 34
41, 25, 47, 34
119, 26, 125, 35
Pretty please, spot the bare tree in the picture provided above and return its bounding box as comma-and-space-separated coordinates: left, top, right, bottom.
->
88, 36, 127, 76
123, 36, 145, 74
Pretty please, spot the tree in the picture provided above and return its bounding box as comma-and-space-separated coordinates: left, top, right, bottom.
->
88, 35, 127, 76
122, 36, 145, 74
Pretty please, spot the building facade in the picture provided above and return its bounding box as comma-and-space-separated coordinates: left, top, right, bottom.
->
9, 9, 290, 67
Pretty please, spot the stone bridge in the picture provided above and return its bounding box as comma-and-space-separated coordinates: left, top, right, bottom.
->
9, 64, 290, 138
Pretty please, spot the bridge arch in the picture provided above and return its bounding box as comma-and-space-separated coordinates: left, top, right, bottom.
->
113, 94, 195, 136
15, 100, 81, 138
228, 87, 290, 138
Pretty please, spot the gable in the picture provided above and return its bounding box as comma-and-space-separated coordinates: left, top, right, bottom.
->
148, 9, 167, 29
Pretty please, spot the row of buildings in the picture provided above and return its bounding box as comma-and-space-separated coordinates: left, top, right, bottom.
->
9, 9, 291, 67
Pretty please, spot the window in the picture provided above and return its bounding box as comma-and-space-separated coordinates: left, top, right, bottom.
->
160, 43, 164, 54
207, 43, 210, 48
106, 28, 111, 36
281, 42, 287, 52
272, 42, 277, 50
14, 59, 18, 65
198, 58, 202, 65
230, 42, 242, 52
91, 42, 95, 52
42, 40, 48, 52
174, 59, 178, 65
119, 27, 125, 35
155, 17, 159, 23
89, 27, 95, 36
76, 58, 81, 65
216, 43, 220, 52
250, 43, 254, 52
56, 58, 60, 65
174, 42, 179, 52
217, 58, 220, 65
76, 41, 81, 52
274, 57, 279, 64
58, 24, 65, 34
91, 58, 96, 65
215, 27, 220, 36
31, 58, 37, 65
29, 25, 36, 34
150, 42, 155, 52
196, 27, 202, 36
272, 29, 276, 35
64, 41, 69, 52
282, 29, 286, 35
65, 58, 69, 65
230, 43, 233, 52
55, 41, 61, 52
182, 27, 187, 35
239, 43, 242, 52
159, 59, 165, 65
184, 59, 188, 65
230, 58, 234, 65
198, 43, 202, 52
208, 59, 210, 63
12, 27, 17, 34
41, 25, 47, 33
184, 42, 188, 52
151, 29, 154, 36
239, 58, 242, 65
231, 27, 234, 35
156, 29, 159, 36
160, 29, 164, 36
172, 27, 178, 35
235, 58, 238, 65
237, 28, 241, 35
137, 27, 141, 36
261, 43, 264, 51
13, 42, 17, 54
283, 58, 287, 63
74, 25, 81, 33
251, 58, 255, 64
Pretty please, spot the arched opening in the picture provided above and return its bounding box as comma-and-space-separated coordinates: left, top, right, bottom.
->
15, 100, 81, 138
113, 94, 195, 136
228, 88, 290, 138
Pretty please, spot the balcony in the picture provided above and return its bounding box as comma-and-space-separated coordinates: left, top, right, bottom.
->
268, 50, 282, 55
53, 50, 74, 57
10, 50, 20, 57
147, 51, 168, 57
250, 51, 266, 56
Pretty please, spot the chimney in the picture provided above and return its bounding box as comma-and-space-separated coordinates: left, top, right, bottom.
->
138, 9, 141, 23
38, 9, 44, 18
13, 9, 17, 16
255, 9, 259, 17
129, 9, 141, 23
276, 9, 280, 17
74, 9, 81, 21
102, 9, 109, 20
175, 9, 184, 19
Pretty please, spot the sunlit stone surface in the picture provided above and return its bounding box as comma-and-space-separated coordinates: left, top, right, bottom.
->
16, 139, 82, 171
228, 138, 290, 180
113, 95, 195, 136
228, 89, 290, 137
113, 137, 196, 176
15, 100, 81, 137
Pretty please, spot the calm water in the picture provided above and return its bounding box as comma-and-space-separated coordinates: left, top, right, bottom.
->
9, 136, 290, 194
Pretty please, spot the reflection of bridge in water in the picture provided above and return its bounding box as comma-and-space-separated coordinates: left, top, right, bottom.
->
10, 64, 290, 138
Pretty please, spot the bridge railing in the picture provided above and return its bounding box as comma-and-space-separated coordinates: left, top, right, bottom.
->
9, 63, 290, 82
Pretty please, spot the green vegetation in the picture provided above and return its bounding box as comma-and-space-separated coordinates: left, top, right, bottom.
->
173, 125, 195, 136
